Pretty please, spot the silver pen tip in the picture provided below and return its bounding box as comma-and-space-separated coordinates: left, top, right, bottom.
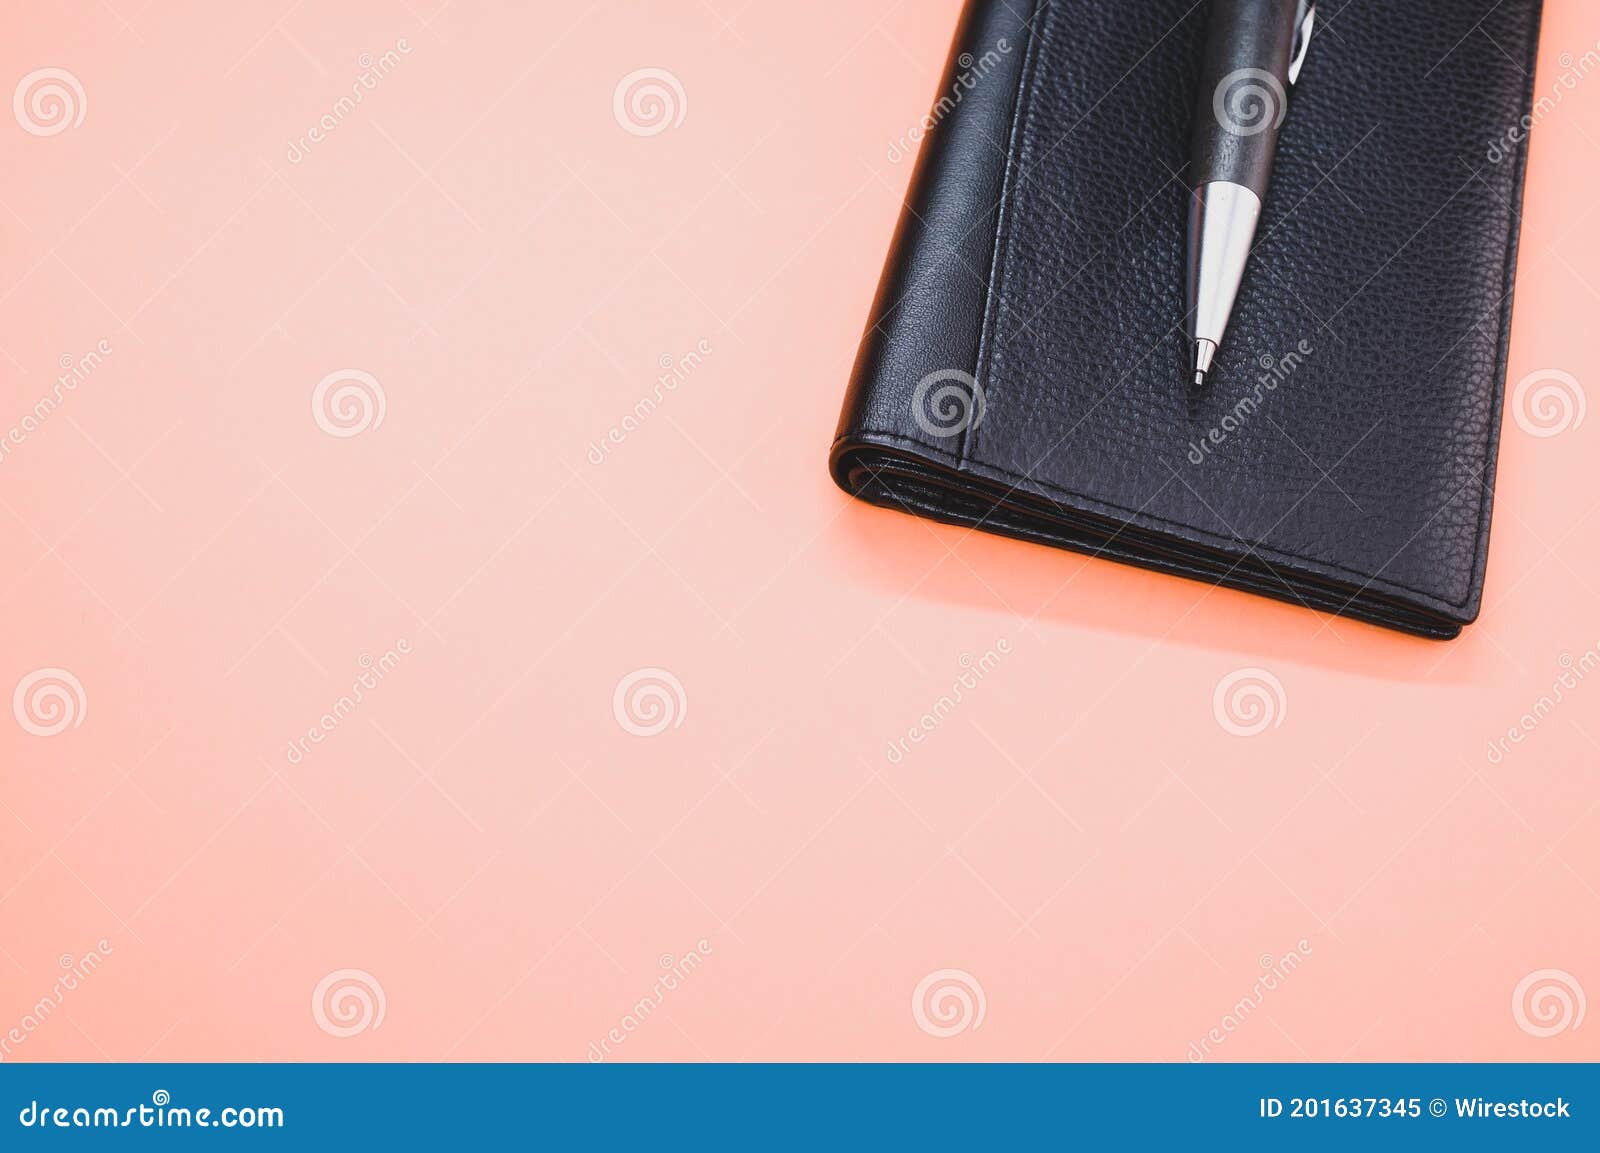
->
1193, 370, 1208, 388
1191, 338, 1218, 387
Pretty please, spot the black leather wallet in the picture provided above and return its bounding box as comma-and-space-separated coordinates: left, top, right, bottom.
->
830, 0, 1544, 639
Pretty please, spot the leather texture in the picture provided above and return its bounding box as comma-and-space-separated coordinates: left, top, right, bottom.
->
830, 0, 1544, 640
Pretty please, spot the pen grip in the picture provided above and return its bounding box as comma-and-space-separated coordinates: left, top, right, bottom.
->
1190, 0, 1302, 198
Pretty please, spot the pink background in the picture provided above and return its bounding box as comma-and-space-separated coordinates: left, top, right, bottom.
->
1, 0, 1596, 1062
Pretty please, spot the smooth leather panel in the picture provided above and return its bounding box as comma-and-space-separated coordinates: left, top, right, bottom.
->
837, 0, 1041, 455
832, 0, 1544, 640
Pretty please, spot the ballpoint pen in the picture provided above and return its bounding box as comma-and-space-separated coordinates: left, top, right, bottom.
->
1186, 0, 1316, 387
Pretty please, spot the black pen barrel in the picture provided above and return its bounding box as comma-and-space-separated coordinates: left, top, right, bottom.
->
1190, 0, 1302, 198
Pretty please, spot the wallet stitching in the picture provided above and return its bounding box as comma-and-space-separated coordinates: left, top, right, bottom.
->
846, 454, 1457, 637
973, 0, 1054, 472
1454, 5, 1546, 613
957, 0, 1536, 612
966, 0, 1049, 470
829, 425, 1462, 613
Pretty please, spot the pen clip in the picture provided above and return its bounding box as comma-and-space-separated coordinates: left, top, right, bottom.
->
1287, 1, 1316, 86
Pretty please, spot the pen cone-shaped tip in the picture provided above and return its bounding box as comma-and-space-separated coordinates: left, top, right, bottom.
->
1191, 338, 1217, 387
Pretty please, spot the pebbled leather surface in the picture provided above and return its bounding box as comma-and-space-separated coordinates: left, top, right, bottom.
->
831, 0, 1544, 639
